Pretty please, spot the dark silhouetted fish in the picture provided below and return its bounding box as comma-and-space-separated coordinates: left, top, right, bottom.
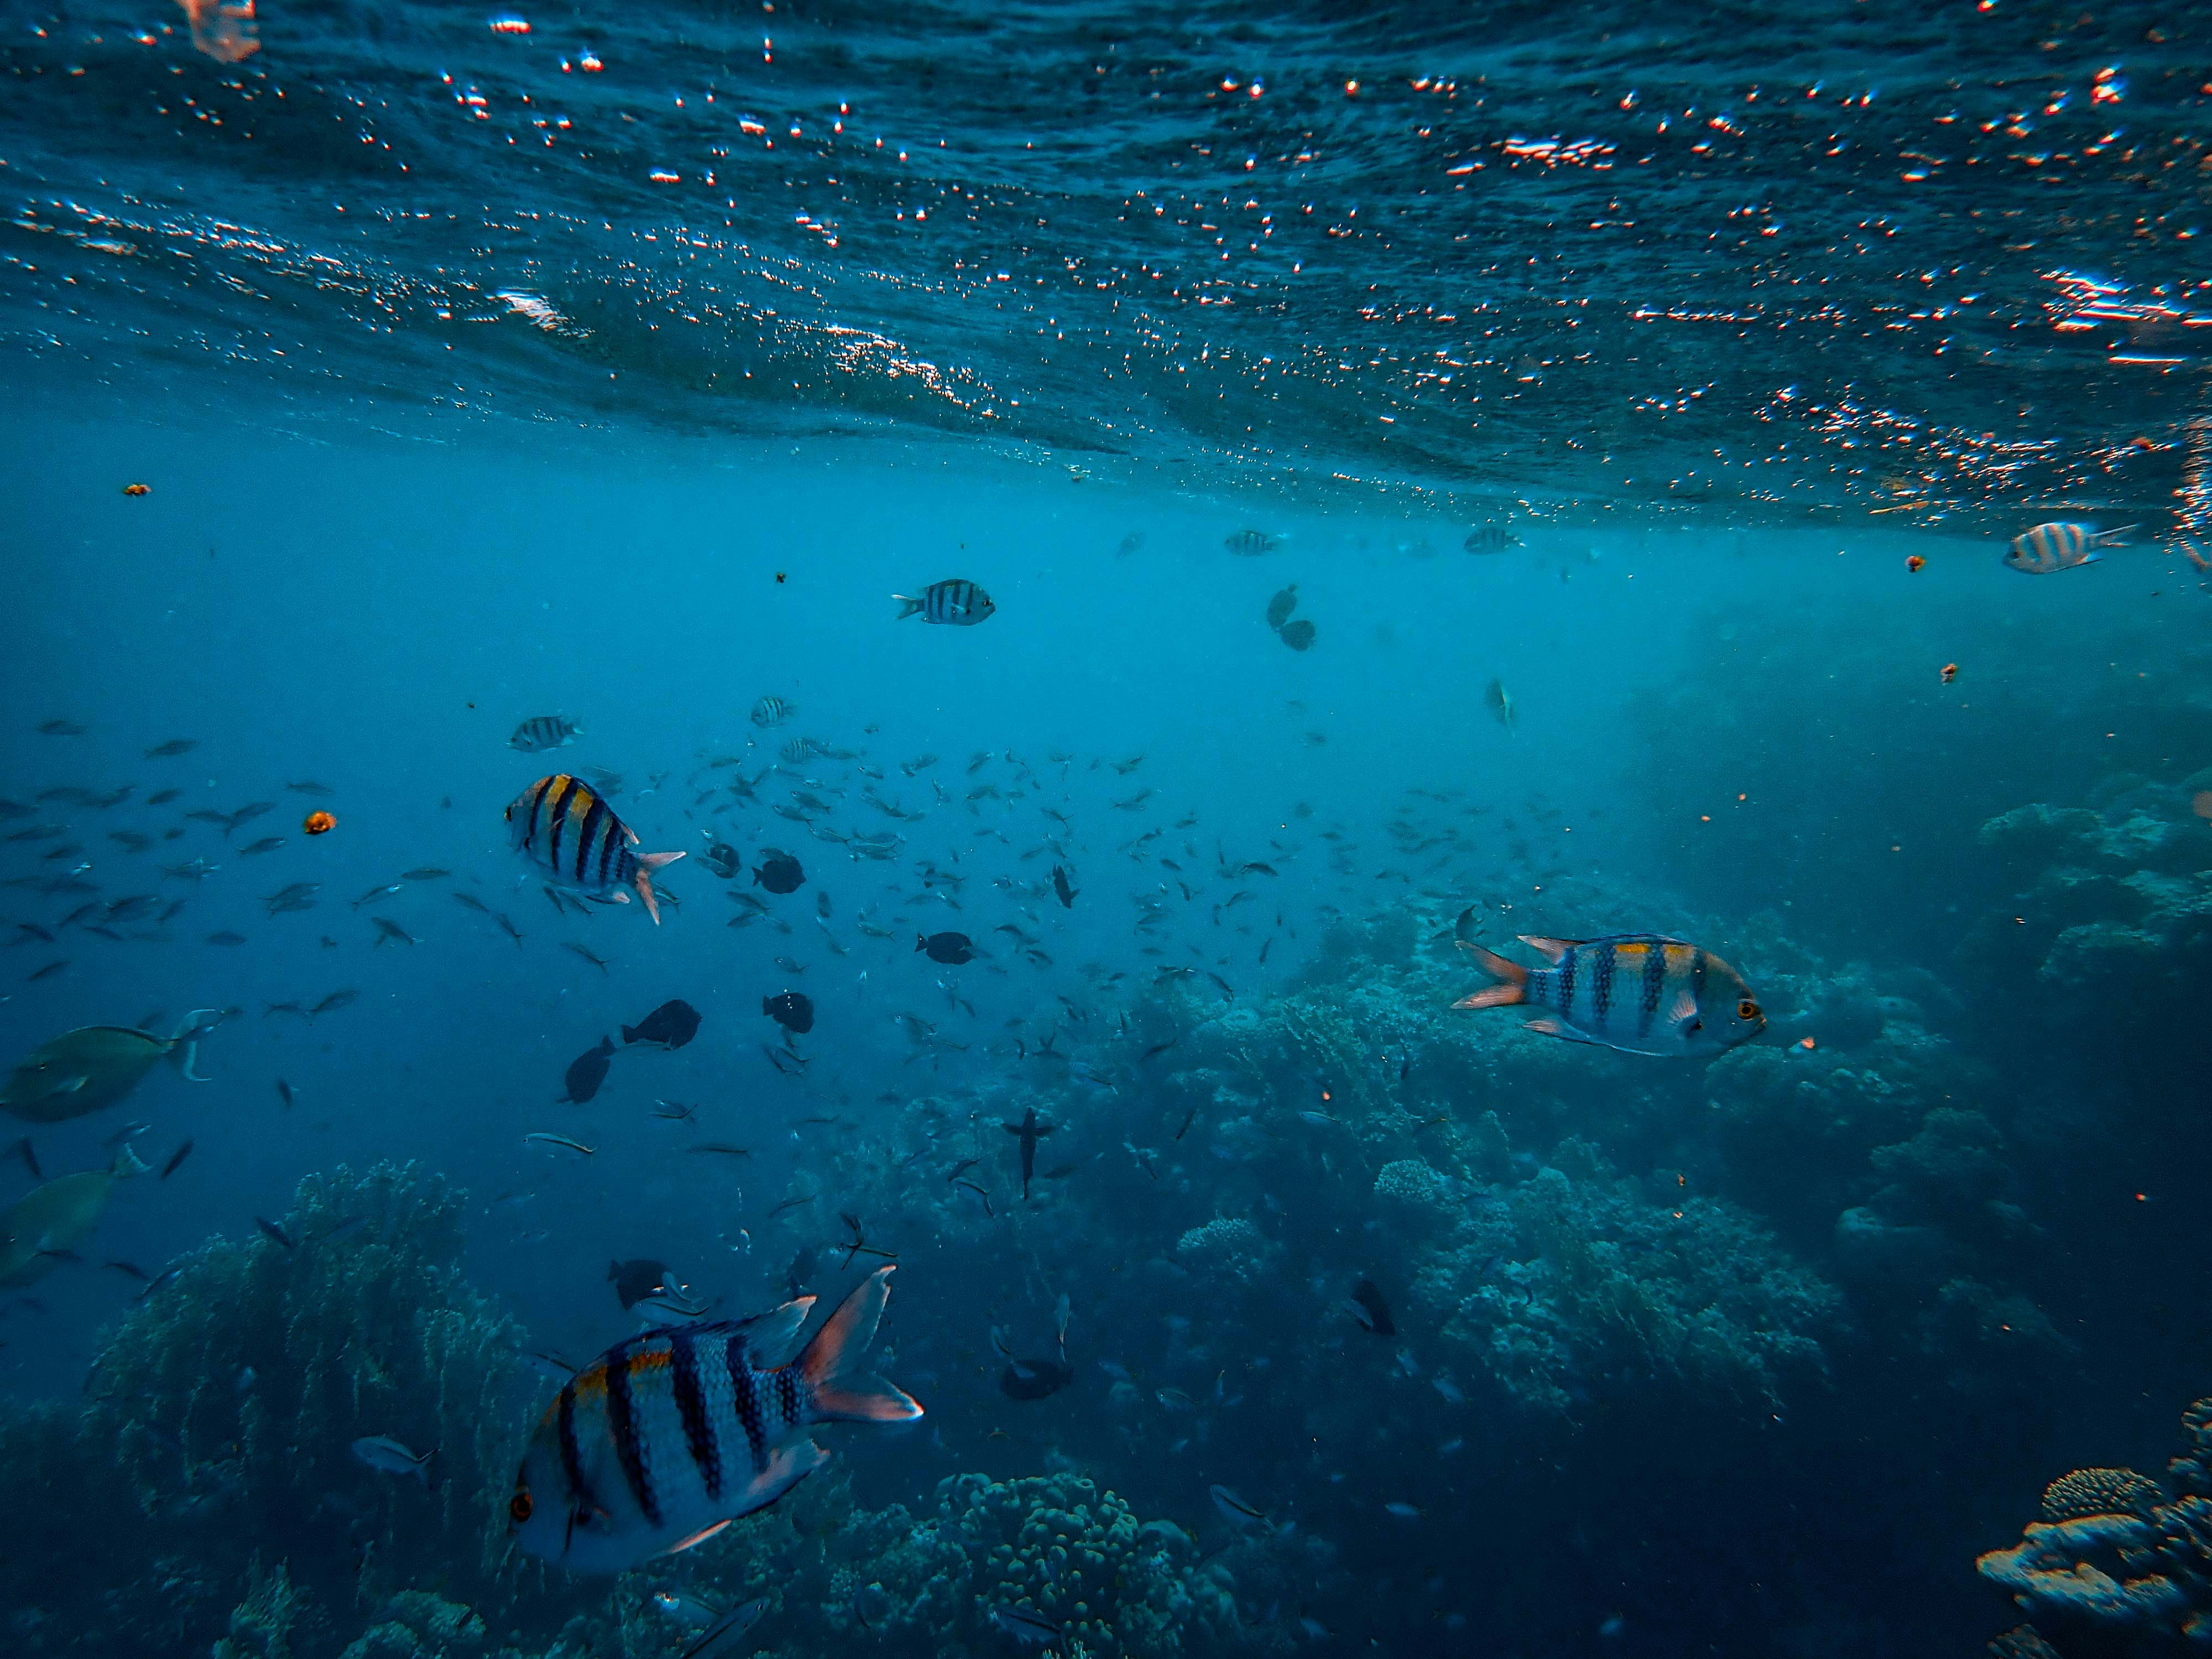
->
1052, 865, 1077, 909
562, 1036, 616, 1103
997, 1295, 1074, 1400
1001, 1106, 1054, 1199
622, 999, 701, 1050
763, 992, 813, 1035
608, 1256, 673, 1310
917, 931, 973, 966
1347, 1277, 1395, 1336
753, 851, 805, 895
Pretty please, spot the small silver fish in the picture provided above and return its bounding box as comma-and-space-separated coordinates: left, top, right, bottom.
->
352, 1435, 433, 1484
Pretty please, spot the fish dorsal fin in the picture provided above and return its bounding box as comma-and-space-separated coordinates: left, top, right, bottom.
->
735, 1297, 816, 1369
1517, 936, 1578, 964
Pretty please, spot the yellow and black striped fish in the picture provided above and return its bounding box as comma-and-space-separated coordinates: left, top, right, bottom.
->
508, 1266, 921, 1573
1453, 933, 1764, 1057
2004, 521, 2133, 575
505, 774, 685, 924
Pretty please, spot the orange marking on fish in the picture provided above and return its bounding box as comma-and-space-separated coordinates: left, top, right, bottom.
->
572, 1366, 610, 1402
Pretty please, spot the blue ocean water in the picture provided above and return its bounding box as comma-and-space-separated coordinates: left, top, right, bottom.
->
6, 2, 2212, 1655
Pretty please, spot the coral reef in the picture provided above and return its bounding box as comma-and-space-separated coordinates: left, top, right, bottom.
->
1961, 780, 2212, 1071
0, 1162, 530, 1656
936, 1472, 1239, 1656
1978, 1396, 2212, 1649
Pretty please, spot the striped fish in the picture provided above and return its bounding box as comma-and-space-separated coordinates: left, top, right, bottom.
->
508, 1266, 921, 1573
510, 714, 582, 752
749, 696, 796, 729
505, 775, 685, 924
779, 736, 826, 765
2004, 521, 2133, 575
1453, 933, 1764, 1057
893, 578, 995, 625
1463, 525, 1520, 554
1223, 528, 1276, 556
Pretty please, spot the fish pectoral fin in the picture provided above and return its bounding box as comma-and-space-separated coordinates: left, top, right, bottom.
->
732, 1297, 816, 1369
733, 1438, 830, 1515
662, 1518, 734, 1556
1516, 935, 1578, 963
1666, 988, 1701, 1030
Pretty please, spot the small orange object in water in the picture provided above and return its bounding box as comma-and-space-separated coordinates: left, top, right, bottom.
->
1940, 662, 1958, 685
1796, 1036, 1816, 1051
122, 483, 150, 496
2194, 791, 2212, 822
1906, 555, 1926, 572
175, 0, 258, 61
302, 811, 337, 836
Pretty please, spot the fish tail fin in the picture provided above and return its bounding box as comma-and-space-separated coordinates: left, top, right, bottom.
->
799, 1265, 923, 1423
167, 1008, 223, 1082
894, 593, 925, 620
634, 851, 684, 924
108, 1135, 151, 1181
1452, 943, 1528, 1010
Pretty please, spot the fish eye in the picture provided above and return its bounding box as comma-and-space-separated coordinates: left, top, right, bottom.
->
509, 1491, 534, 1524
1738, 998, 1761, 1020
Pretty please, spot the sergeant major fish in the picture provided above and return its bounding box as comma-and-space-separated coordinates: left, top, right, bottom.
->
2004, 521, 2133, 574
506, 1265, 921, 1573
507, 775, 684, 924
511, 714, 583, 752
1453, 933, 1764, 1057
893, 579, 995, 625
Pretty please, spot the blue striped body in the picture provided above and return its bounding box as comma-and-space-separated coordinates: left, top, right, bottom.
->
510, 1269, 920, 1573
895, 578, 995, 624
1455, 933, 1765, 1058
512, 1317, 823, 1572
2005, 521, 2126, 574
507, 774, 641, 902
